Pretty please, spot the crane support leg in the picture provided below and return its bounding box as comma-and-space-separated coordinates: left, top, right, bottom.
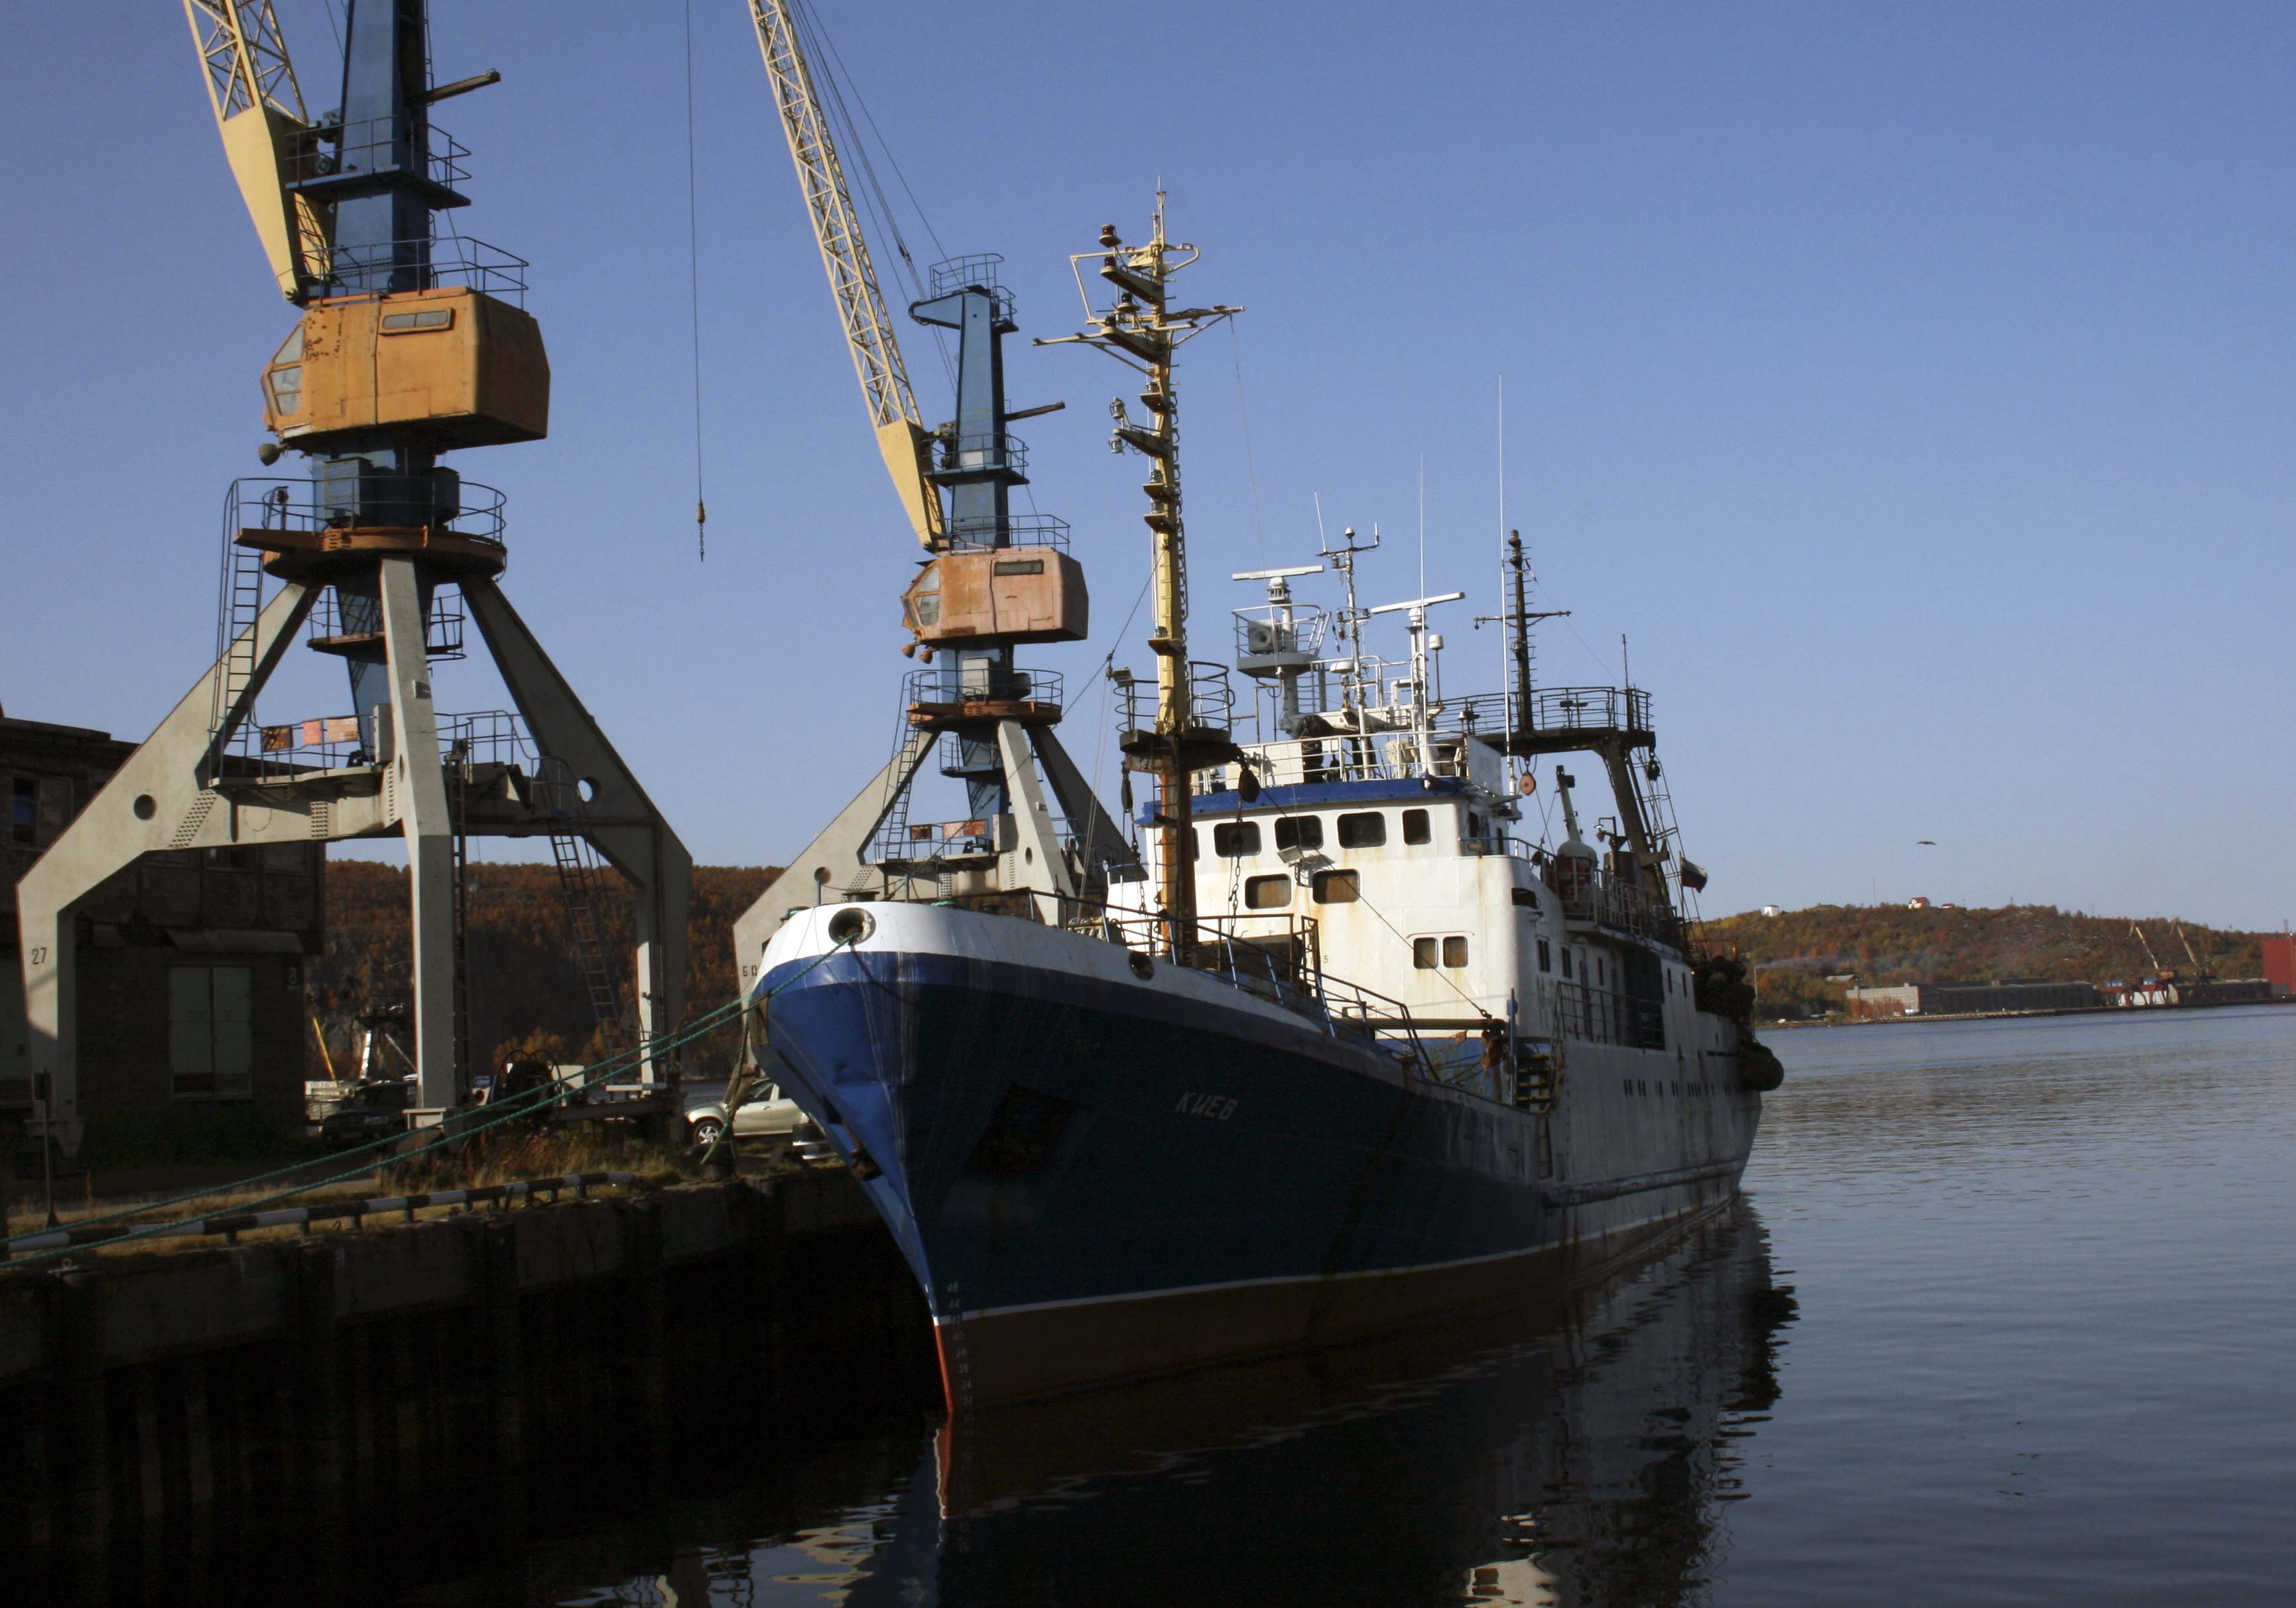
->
462, 579, 692, 1079
995, 721, 1075, 903
730, 732, 936, 992
15, 582, 317, 1154
379, 559, 459, 1111
1027, 724, 1135, 888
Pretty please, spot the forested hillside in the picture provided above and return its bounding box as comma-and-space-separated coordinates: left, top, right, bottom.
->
314, 860, 778, 1076
1702, 903, 2275, 1020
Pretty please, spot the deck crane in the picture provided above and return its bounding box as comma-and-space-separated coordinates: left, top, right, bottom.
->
730, 0, 1135, 987
17, 1, 690, 1152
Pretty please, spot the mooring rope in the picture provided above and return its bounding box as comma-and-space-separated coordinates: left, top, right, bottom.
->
2, 935, 858, 1268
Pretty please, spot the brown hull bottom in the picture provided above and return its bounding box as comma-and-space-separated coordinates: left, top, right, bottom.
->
933, 1199, 1732, 1411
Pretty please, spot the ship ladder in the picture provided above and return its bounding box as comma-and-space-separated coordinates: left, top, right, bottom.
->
1512, 1041, 1561, 1116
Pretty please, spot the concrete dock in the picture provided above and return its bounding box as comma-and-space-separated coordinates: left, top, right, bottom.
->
0, 1169, 932, 1581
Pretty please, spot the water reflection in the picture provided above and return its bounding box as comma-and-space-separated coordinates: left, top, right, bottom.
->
648, 1204, 1794, 1608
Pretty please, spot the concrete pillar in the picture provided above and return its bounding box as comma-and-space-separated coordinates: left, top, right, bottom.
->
291, 1241, 344, 1503
479, 1219, 524, 1467
379, 559, 457, 1110
54, 1270, 110, 1547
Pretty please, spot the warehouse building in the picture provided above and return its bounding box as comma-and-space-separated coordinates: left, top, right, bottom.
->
1846, 980, 2100, 1017
3, 708, 324, 1155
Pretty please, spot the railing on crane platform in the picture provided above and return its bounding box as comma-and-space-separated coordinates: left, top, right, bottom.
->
226, 475, 509, 547
943, 513, 1070, 551
318, 236, 531, 304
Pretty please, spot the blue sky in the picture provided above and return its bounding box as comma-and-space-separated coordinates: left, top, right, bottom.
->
3, 2, 2291, 927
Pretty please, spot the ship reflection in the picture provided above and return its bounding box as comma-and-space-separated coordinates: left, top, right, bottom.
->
830, 1203, 1795, 1608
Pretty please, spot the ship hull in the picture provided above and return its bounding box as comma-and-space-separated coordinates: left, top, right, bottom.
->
757, 905, 1759, 1406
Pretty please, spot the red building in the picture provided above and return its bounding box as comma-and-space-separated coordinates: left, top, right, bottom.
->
2264, 935, 2296, 992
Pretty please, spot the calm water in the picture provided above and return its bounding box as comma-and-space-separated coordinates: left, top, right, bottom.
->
289, 1008, 2296, 1603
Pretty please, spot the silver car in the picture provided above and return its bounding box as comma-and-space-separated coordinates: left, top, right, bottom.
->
683, 1080, 804, 1148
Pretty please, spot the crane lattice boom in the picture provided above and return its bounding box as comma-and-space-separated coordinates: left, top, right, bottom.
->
182, 0, 332, 301
746, 0, 944, 547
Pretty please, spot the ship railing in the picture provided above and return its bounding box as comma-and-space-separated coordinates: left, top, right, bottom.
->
1195, 722, 1499, 793
1116, 662, 1237, 738
1547, 863, 1687, 951
916, 891, 1431, 1060
1452, 685, 1654, 744
1459, 834, 1536, 859
1555, 979, 1667, 1050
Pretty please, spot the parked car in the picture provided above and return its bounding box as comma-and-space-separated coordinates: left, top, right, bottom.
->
318, 1077, 415, 1149
682, 1079, 804, 1149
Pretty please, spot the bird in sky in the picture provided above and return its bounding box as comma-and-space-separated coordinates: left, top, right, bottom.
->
1916, 839, 1937, 846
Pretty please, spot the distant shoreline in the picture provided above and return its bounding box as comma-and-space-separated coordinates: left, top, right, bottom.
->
1767, 998, 2295, 1031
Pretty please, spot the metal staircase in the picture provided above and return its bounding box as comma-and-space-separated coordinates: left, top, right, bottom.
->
547, 808, 629, 1051
207, 508, 273, 771
446, 751, 474, 1093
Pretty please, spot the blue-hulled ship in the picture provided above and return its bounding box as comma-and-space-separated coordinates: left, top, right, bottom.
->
731, 200, 1777, 1408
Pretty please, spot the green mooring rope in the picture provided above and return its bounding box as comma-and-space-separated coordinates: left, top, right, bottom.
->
4, 935, 857, 1269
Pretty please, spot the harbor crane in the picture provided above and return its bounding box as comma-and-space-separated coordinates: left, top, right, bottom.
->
2131, 923, 2169, 978
17, 1, 690, 1151
732, 0, 1135, 981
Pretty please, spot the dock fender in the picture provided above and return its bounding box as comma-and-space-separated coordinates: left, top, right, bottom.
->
1738, 1039, 1785, 1093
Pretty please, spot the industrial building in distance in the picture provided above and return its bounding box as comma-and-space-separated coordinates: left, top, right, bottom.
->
1847, 980, 2101, 1016
1849, 974, 2283, 1018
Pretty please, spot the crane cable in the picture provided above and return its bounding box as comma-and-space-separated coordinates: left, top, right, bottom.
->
684, 0, 708, 559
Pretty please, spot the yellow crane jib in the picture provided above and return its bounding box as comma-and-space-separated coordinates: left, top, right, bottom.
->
184, 0, 333, 301
747, 0, 945, 549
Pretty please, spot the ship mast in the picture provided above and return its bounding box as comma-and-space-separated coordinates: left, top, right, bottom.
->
1045, 196, 1241, 952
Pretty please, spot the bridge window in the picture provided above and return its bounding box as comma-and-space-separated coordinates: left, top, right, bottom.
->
1413, 937, 1438, 969
1401, 808, 1431, 845
1312, 869, 1360, 904
1444, 937, 1469, 968
1244, 874, 1291, 909
1537, 938, 1553, 972
1511, 886, 1538, 909
1337, 811, 1385, 849
1213, 821, 1261, 857
1273, 814, 1322, 851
